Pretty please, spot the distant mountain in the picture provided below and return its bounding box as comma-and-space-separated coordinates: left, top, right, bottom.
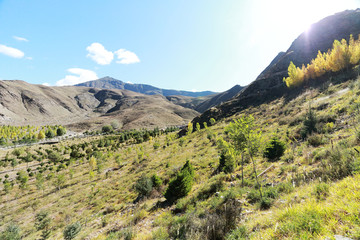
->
0, 80, 199, 130
76, 76, 217, 97
194, 85, 244, 113
165, 85, 244, 113
192, 8, 360, 125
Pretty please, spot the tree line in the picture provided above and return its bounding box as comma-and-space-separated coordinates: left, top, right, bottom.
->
284, 34, 360, 88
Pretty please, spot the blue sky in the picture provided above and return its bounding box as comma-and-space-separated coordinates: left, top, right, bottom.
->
0, 0, 358, 92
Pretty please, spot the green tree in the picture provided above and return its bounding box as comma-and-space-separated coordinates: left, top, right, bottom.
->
196, 122, 201, 132
17, 170, 29, 190
0, 223, 21, 240
164, 160, 194, 203
36, 173, 45, 195
3, 181, 13, 201
35, 210, 51, 240
301, 104, 317, 138
102, 125, 113, 134
63, 222, 81, 240
45, 129, 55, 138
263, 137, 286, 161
53, 173, 66, 191
226, 115, 263, 198
56, 127, 66, 136
225, 116, 248, 185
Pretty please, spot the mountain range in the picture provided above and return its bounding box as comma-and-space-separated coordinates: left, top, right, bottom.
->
0, 9, 359, 132
76, 77, 217, 97
192, 8, 360, 127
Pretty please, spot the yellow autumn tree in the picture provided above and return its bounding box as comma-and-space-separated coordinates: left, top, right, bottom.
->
285, 34, 360, 88
349, 34, 360, 65
283, 61, 304, 87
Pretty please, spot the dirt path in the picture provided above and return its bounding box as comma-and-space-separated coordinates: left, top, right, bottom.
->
314, 87, 349, 103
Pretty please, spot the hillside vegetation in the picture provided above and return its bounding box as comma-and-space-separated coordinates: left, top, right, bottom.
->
284, 34, 360, 87
1, 66, 360, 239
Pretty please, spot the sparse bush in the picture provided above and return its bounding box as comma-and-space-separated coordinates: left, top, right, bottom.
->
226, 226, 247, 240
320, 148, 354, 180
277, 182, 294, 194
151, 227, 169, 240
153, 141, 160, 150
263, 137, 286, 161
247, 188, 261, 204
133, 209, 148, 224
307, 134, 323, 147
314, 182, 330, 200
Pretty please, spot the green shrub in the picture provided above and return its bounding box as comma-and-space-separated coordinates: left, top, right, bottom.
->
307, 134, 323, 147
264, 187, 278, 199
0, 223, 22, 240
247, 188, 261, 204
153, 141, 160, 150
151, 174, 162, 189
277, 182, 294, 194
45, 129, 55, 138
226, 226, 247, 240
134, 175, 153, 197
102, 125, 113, 133
260, 197, 273, 210
151, 227, 169, 240
263, 137, 286, 161
56, 127, 66, 136
320, 148, 354, 180
63, 222, 81, 240
314, 182, 330, 200
164, 160, 194, 203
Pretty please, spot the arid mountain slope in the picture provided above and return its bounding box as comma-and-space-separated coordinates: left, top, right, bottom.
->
0, 80, 199, 130
194, 8, 360, 124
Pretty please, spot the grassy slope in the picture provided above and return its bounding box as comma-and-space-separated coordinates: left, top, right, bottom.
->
1, 75, 360, 239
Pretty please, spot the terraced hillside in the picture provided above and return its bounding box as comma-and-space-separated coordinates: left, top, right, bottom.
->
1, 71, 360, 239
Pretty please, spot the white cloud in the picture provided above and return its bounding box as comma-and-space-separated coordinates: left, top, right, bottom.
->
26, 56, 33, 60
115, 49, 140, 64
42, 83, 50, 86
13, 36, 29, 42
0, 44, 24, 58
86, 43, 114, 65
56, 68, 98, 86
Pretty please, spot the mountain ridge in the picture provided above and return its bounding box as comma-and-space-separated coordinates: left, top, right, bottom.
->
76, 76, 217, 97
192, 8, 360, 127
0, 80, 199, 130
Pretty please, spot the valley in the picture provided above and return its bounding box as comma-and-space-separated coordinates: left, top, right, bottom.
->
1, 6, 360, 240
